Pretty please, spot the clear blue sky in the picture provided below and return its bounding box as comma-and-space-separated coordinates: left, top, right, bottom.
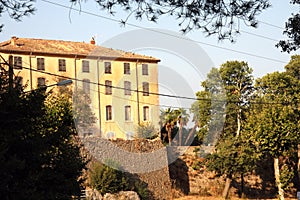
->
1, 0, 299, 108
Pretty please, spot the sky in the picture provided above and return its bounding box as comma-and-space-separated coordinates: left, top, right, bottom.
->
1, 0, 300, 110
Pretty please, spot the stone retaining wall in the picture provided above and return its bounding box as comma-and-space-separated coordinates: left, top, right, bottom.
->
82, 137, 172, 200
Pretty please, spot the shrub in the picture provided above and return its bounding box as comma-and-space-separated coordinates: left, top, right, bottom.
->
89, 161, 129, 195
135, 122, 157, 139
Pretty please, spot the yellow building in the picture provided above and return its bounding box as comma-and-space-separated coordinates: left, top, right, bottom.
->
0, 36, 160, 139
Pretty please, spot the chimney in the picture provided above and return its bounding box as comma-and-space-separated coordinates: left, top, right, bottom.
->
11, 36, 17, 46
90, 37, 95, 45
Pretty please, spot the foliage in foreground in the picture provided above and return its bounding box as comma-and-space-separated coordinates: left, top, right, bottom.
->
0, 67, 87, 199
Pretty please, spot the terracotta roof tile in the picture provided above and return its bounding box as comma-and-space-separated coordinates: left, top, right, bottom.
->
0, 37, 160, 62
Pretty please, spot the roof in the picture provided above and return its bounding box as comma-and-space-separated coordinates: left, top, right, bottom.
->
0, 37, 160, 63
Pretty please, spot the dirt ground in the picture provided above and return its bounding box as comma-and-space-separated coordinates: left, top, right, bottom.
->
174, 196, 298, 200
174, 197, 236, 200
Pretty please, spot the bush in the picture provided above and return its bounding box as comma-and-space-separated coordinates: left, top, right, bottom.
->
135, 122, 157, 139
132, 180, 149, 200
89, 161, 129, 195
89, 161, 152, 199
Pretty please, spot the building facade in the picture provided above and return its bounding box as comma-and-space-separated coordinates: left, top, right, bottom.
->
0, 36, 160, 139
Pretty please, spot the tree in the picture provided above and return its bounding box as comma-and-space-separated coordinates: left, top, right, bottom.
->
0, 0, 35, 32
276, 2, 300, 53
160, 107, 190, 145
3, 0, 300, 51
3, 0, 300, 50
0, 65, 87, 199
72, 89, 97, 136
190, 67, 225, 146
246, 71, 300, 200
219, 61, 254, 138
2, 0, 271, 41
55, 81, 97, 136
192, 61, 255, 198
284, 55, 300, 186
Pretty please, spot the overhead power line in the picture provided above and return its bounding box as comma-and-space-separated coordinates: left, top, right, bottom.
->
40, 0, 286, 64
258, 20, 284, 30
239, 30, 278, 42
11, 59, 296, 106
76, 84, 191, 109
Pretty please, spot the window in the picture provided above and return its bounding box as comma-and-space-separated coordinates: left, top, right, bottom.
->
142, 82, 149, 96
125, 105, 131, 121
105, 62, 111, 74
124, 81, 131, 95
37, 77, 46, 88
142, 64, 148, 75
58, 59, 66, 72
83, 79, 90, 95
37, 58, 45, 70
105, 80, 112, 95
106, 105, 112, 121
124, 63, 130, 74
13, 56, 22, 69
82, 60, 89, 72
15, 76, 23, 88
143, 106, 149, 121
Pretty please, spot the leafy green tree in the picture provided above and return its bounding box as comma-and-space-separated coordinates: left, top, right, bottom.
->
190, 67, 226, 146
219, 61, 254, 138
246, 71, 300, 200
0, 66, 87, 199
192, 61, 255, 198
284, 55, 300, 186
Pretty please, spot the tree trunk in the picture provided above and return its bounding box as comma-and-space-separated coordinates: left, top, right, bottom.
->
222, 175, 232, 199
298, 144, 300, 187
178, 119, 183, 146
240, 173, 244, 198
274, 157, 285, 200
236, 107, 242, 138
167, 125, 172, 146
184, 123, 197, 146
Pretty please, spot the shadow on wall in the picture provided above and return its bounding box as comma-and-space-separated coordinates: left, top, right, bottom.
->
167, 147, 190, 198
125, 173, 155, 200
